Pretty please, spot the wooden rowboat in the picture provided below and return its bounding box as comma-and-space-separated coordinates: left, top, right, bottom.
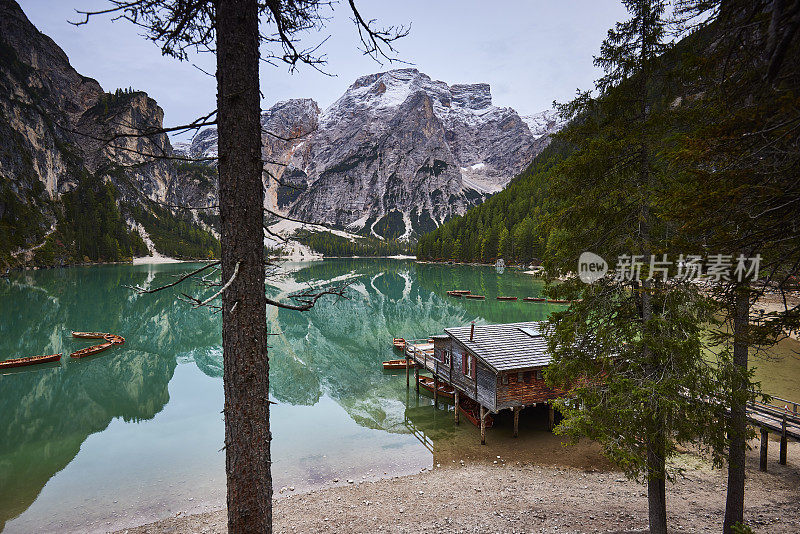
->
464, 294, 485, 300
458, 401, 494, 429
72, 331, 109, 339
103, 334, 125, 345
496, 296, 518, 301
523, 297, 546, 302
393, 338, 406, 350
546, 299, 570, 304
451, 290, 471, 295
418, 375, 455, 400
0, 353, 62, 370
446, 291, 463, 297
70, 342, 113, 359
382, 359, 415, 370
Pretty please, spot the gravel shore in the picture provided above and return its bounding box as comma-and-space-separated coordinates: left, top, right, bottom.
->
117, 439, 799, 534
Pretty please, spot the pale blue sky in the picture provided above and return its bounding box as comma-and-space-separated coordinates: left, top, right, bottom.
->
20, 1, 628, 139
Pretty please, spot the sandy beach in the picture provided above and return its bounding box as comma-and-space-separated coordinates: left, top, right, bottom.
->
117, 439, 800, 534
131, 254, 185, 265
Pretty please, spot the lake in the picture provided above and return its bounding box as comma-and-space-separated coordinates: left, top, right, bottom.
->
1, 259, 798, 533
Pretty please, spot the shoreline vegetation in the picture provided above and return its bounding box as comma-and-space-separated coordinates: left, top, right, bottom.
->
117, 439, 799, 534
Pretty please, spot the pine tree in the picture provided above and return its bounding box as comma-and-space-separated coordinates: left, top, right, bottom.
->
663, 2, 800, 531
542, 2, 728, 532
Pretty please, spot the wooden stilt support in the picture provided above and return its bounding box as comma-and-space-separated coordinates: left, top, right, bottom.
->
480, 405, 486, 445
454, 390, 460, 425
780, 414, 787, 465
433, 376, 438, 407
415, 367, 419, 395
513, 406, 520, 438
760, 428, 768, 472
548, 404, 555, 431
405, 357, 409, 387
780, 435, 787, 465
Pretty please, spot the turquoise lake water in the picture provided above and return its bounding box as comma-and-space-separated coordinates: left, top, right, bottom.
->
0, 259, 797, 532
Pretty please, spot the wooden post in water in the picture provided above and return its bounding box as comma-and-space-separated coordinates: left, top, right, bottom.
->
454, 390, 460, 425
433, 376, 438, 407
405, 357, 409, 388
760, 428, 769, 472
780, 412, 788, 465
513, 406, 520, 438
480, 405, 486, 445
415, 367, 419, 395
548, 404, 555, 431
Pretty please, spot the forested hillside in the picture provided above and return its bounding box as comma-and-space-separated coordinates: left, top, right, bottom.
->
415, 15, 716, 265
415, 139, 569, 263
0, 1, 219, 269
296, 230, 411, 257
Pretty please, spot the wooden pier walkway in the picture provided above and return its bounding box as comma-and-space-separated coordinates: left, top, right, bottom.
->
747, 395, 799, 471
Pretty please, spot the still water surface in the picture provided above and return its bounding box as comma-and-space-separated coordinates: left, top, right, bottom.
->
0, 259, 797, 533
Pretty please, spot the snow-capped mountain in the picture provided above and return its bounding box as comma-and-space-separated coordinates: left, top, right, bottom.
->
183, 69, 563, 240
521, 109, 567, 140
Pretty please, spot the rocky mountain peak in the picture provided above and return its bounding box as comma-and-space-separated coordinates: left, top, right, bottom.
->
450, 83, 493, 110
181, 68, 564, 241
521, 109, 566, 140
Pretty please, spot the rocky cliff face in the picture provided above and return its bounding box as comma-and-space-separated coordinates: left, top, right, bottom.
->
0, 0, 216, 266
184, 69, 562, 240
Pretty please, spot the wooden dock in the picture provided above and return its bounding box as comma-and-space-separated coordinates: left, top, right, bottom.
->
747, 395, 800, 471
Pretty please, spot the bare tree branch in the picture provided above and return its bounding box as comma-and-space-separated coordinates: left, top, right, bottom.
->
123, 260, 221, 293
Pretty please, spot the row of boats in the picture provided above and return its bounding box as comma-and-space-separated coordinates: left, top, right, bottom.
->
0, 332, 125, 370
445, 289, 572, 304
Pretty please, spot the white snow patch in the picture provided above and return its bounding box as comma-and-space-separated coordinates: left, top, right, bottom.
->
521, 109, 566, 140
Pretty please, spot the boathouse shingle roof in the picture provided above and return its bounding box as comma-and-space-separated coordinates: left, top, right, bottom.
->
444, 321, 551, 372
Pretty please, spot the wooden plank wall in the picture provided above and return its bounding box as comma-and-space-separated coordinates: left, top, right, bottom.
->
476, 362, 496, 410
442, 339, 480, 404
496, 370, 561, 410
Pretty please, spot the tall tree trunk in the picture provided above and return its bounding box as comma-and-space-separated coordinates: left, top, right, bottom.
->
647, 432, 668, 534
723, 285, 750, 534
216, 1, 272, 532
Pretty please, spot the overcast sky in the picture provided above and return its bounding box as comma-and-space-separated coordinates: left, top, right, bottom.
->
21, 0, 628, 140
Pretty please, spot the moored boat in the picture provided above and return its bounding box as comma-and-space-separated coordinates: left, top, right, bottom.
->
71, 331, 109, 339
418, 375, 455, 400
446, 291, 463, 297
464, 294, 485, 300
523, 297, 546, 302
496, 296, 518, 301
103, 334, 125, 345
70, 342, 113, 359
451, 290, 471, 295
382, 358, 415, 370
0, 353, 62, 370
458, 400, 494, 428
392, 338, 406, 350
546, 299, 570, 304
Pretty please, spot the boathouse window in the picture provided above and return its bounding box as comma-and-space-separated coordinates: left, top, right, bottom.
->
524, 371, 532, 383
442, 349, 451, 366
536, 370, 544, 380
501, 374, 508, 385
463, 353, 475, 379
517, 371, 523, 383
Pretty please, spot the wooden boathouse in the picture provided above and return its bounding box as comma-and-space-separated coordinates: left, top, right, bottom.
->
404, 321, 561, 444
